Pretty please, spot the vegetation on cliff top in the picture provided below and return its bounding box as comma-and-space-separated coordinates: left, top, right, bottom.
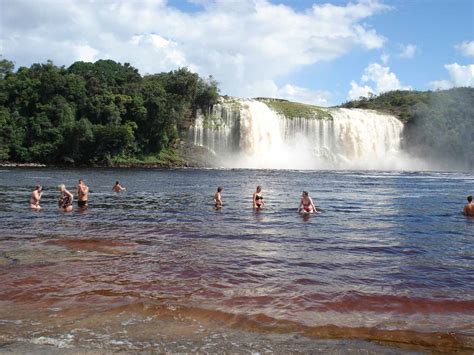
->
340, 90, 432, 123
0, 58, 219, 166
255, 97, 332, 120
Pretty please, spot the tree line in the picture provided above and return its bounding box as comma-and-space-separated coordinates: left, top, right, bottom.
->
0, 58, 219, 165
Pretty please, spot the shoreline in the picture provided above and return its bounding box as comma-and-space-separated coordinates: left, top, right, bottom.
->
0, 161, 204, 169
0, 143, 215, 169
0, 162, 48, 168
1, 162, 472, 174
0, 336, 430, 354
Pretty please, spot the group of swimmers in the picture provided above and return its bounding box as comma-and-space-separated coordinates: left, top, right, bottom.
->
28, 180, 474, 216
214, 185, 317, 213
29, 180, 319, 214
29, 179, 126, 211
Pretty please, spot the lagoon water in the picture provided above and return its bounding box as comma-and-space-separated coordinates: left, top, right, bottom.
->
0, 168, 473, 352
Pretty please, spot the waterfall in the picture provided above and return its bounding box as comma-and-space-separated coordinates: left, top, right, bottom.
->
189, 99, 407, 170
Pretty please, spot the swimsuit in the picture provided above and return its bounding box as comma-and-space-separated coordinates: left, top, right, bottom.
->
78, 200, 87, 208
77, 185, 88, 207
302, 198, 313, 212
58, 195, 72, 209
255, 195, 263, 207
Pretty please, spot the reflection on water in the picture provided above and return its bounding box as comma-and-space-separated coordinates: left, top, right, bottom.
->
0, 168, 473, 351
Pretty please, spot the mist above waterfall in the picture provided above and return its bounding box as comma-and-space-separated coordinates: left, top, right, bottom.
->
189, 98, 425, 170
402, 88, 474, 172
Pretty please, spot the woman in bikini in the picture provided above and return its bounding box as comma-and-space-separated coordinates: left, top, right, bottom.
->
253, 185, 265, 209
58, 184, 73, 212
29, 185, 43, 210
298, 191, 317, 214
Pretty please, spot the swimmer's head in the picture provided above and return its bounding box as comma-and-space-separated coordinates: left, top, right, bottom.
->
217, 187, 223, 192
256, 185, 262, 192
302, 191, 309, 197
58, 184, 65, 191
35, 185, 42, 191
468, 195, 473, 203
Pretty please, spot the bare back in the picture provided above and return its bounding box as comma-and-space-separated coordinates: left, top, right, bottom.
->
464, 203, 474, 216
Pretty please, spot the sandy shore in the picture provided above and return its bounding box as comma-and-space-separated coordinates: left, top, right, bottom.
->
0, 330, 425, 354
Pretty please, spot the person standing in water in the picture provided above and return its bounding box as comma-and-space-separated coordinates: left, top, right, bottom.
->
58, 184, 73, 212
76, 178, 89, 209
112, 181, 126, 193
29, 185, 43, 210
253, 185, 265, 209
298, 191, 317, 213
214, 187, 223, 209
464, 195, 474, 216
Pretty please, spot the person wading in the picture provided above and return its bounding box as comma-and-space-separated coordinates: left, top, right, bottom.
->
76, 178, 89, 209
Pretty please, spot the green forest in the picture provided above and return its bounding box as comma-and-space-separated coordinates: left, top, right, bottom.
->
342, 88, 474, 170
0, 58, 218, 166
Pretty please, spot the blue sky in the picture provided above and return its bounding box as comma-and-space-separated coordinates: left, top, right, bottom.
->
1, 0, 473, 105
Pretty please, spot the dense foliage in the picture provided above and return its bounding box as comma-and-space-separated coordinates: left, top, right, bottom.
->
342, 88, 474, 170
0, 58, 219, 165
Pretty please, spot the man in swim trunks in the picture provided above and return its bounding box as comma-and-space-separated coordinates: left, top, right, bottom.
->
464, 195, 474, 216
298, 191, 317, 213
214, 187, 223, 209
30, 185, 43, 210
76, 178, 89, 208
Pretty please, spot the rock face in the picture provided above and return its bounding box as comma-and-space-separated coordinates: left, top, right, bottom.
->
174, 140, 220, 168
187, 98, 406, 170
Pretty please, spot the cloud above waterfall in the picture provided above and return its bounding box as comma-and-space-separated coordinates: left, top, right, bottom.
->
429, 63, 474, 90
347, 62, 411, 100
245, 80, 331, 105
398, 44, 418, 59
1, 0, 389, 101
455, 41, 474, 57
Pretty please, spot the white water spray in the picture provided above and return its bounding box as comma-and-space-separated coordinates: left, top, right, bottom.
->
189, 99, 414, 170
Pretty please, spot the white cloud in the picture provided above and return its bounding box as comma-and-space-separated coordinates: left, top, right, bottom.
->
455, 41, 474, 57
380, 53, 390, 64
428, 79, 452, 90
244, 80, 330, 106
276, 84, 331, 106
429, 63, 474, 90
127, 34, 189, 71
149, 34, 171, 49
348, 62, 411, 100
0, 0, 390, 99
399, 44, 417, 59
348, 81, 374, 100
73, 44, 99, 62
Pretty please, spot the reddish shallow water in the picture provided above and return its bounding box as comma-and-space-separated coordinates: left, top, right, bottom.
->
0, 168, 473, 351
